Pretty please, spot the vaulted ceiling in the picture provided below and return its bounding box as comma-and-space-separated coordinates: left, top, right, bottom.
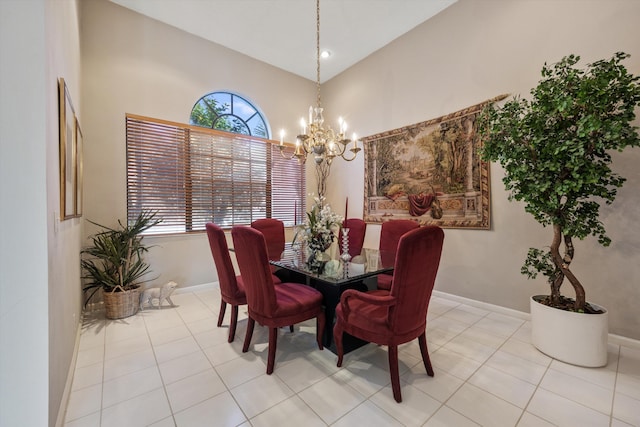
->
109, 0, 457, 82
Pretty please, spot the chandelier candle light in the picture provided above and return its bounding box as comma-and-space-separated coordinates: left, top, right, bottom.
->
279, 0, 361, 198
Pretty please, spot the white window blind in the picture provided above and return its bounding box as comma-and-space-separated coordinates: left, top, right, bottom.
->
126, 114, 305, 234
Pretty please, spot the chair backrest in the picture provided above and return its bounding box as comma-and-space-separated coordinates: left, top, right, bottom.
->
231, 226, 277, 317
340, 218, 367, 258
389, 226, 444, 335
205, 223, 241, 301
251, 218, 285, 261
379, 219, 419, 267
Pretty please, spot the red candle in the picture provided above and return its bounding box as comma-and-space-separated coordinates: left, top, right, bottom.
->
345, 197, 349, 218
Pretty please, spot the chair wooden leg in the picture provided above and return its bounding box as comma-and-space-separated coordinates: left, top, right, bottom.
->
289, 325, 294, 333
217, 300, 227, 327
418, 332, 434, 376
388, 345, 402, 403
228, 304, 239, 343
267, 327, 278, 375
243, 317, 255, 353
316, 311, 325, 350
333, 321, 344, 367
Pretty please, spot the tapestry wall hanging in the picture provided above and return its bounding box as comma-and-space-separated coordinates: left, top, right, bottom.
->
363, 95, 507, 229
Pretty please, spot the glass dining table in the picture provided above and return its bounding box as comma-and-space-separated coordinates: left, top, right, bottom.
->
271, 245, 395, 353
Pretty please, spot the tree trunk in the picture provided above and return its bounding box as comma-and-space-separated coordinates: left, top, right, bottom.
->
549, 224, 586, 311
549, 224, 563, 305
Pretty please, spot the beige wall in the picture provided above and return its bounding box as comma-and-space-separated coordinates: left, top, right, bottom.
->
46, 1, 84, 425
80, 0, 315, 288
79, 0, 640, 347
1, 0, 83, 426
0, 2, 49, 425
324, 0, 640, 339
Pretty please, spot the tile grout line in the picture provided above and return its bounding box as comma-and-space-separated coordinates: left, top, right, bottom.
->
171, 291, 278, 425
428, 307, 553, 426
151, 294, 239, 423
142, 306, 179, 426
608, 344, 622, 426
429, 308, 500, 426
99, 314, 107, 427
495, 320, 550, 427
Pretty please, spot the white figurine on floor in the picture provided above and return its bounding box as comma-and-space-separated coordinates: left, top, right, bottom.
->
140, 281, 178, 309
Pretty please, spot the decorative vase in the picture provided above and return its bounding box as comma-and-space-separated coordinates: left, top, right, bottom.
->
306, 247, 331, 275
530, 295, 608, 367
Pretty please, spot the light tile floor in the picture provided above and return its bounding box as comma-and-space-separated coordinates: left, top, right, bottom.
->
64, 286, 640, 427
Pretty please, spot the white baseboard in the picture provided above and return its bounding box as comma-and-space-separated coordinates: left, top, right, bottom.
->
55, 318, 83, 427
432, 290, 530, 320
432, 290, 640, 350
174, 282, 217, 294
608, 333, 640, 349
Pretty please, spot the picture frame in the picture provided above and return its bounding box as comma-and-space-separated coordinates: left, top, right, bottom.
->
362, 94, 507, 229
58, 77, 78, 220
75, 118, 83, 217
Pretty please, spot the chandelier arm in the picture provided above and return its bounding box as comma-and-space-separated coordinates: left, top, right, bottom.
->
278, 145, 297, 160
340, 152, 358, 162
331, 141, 346, 157
297, 134, 311, 153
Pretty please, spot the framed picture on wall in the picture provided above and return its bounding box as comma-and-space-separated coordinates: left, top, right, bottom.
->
58, 77, 77, 220
75, 118, 83, 217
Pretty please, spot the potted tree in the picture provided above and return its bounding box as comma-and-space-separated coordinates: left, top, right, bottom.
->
81, 210, 161, 319
479, 52, 640, 366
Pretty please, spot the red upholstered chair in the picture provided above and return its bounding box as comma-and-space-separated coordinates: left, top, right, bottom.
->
251, 218, 287, 281
334, 226, 444, 402
340, 218, 367, 258
206, 223, 283, 343
231, 226, 326, 374
250, 218, 285, 262
205, 223, 247, 343
377, 219, 419, 290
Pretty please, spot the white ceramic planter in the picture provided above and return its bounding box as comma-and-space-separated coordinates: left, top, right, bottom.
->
530, 295, 608, 367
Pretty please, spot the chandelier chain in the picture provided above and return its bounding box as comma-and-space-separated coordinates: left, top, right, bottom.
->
316, 0, 321, 108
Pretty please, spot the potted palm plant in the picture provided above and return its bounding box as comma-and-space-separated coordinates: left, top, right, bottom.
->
479, 52, 640, 366
81, 210, 161, 319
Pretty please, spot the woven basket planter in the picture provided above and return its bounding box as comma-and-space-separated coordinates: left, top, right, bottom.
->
103, 287, 141, 319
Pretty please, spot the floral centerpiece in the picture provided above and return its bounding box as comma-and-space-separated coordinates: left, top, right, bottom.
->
294, 197, 344, 274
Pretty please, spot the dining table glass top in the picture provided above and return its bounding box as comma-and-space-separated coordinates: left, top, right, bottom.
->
270, 245, 395, 285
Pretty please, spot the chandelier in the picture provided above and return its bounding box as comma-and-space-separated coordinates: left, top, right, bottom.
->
279, 0, 361, 197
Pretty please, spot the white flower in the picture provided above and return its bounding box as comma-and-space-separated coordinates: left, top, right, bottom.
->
294, 199, 344, 253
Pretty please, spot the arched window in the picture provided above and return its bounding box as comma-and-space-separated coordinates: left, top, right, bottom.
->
190, 91, 269, 138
